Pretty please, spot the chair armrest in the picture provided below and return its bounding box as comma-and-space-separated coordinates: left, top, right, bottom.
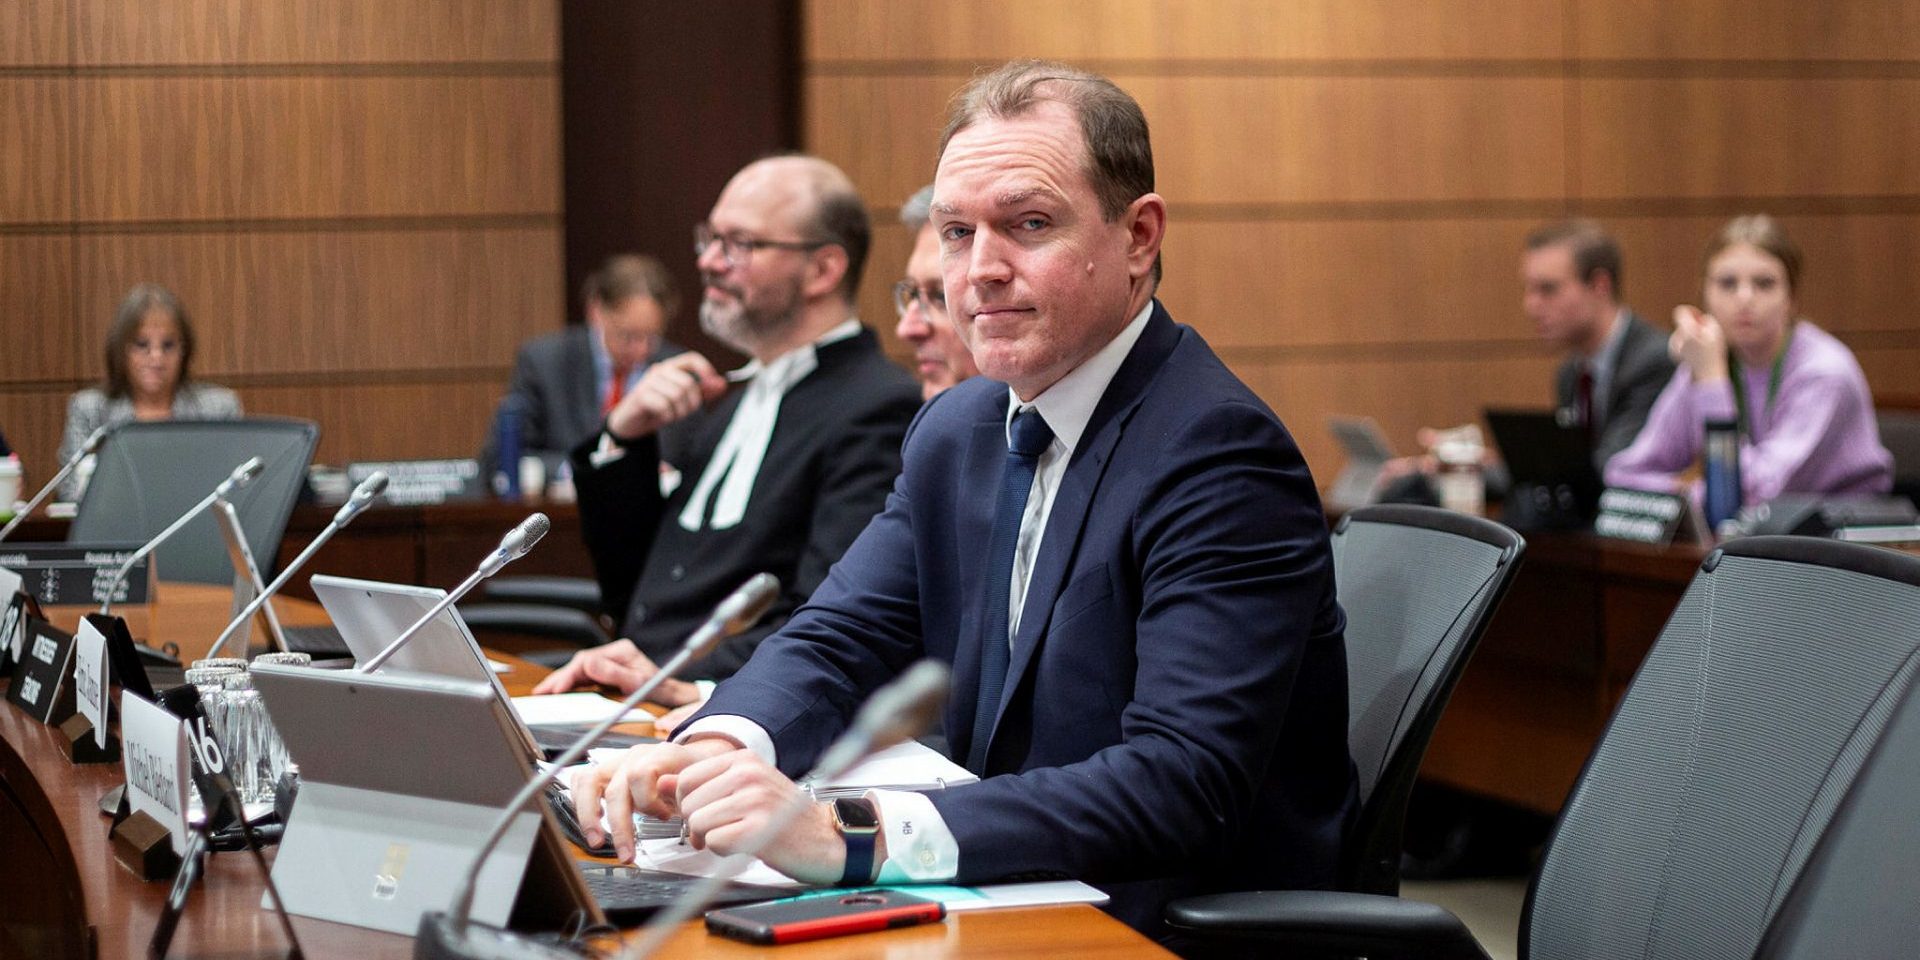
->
456, 602, 613, 648
480, 575, 604, 614
1164, 890, 1492, 960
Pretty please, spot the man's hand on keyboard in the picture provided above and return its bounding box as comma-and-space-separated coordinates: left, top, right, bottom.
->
569, 737, 740, 862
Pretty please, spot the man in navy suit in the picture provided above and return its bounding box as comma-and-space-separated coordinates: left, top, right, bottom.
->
570, 60, 1356, 948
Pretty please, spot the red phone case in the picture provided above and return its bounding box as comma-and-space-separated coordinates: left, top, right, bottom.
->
705, 891, 947, 944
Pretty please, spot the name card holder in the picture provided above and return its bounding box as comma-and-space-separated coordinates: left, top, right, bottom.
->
0, 579, 40, 677
61, 616, 119, 764
7, 618, 75, 725
1594, 487, 1703, 547
116, 691, 190, 881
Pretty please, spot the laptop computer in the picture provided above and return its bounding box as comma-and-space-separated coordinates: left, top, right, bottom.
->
250, 664, 786, 932
1326, 416, 1397, 511
1483, 408, 1603, 528
308, 574, 657, 762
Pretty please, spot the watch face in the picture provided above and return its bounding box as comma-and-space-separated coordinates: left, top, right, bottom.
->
833, 797, 880, 831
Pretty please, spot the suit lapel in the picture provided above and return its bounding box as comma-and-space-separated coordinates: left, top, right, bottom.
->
986, 306, 1182, 742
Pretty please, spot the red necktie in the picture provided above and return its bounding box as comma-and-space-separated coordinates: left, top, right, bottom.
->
605, 366, 630, 413
1576, 364, 1596, 446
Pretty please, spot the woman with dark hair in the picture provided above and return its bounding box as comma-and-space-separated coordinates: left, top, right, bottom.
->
57, 284, 242, 498
1604, 215, 1891, 505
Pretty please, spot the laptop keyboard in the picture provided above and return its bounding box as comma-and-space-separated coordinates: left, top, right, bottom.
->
574, 862, 787, 924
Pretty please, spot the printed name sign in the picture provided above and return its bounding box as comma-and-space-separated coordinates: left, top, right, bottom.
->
74, 618, 109, 749
122, 691, 190, 854
0, 543, 150, 607
7, 619, 74, 724
1594, 488, 1697, 547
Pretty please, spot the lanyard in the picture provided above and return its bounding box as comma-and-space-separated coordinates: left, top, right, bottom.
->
1726, 337, 1788, 439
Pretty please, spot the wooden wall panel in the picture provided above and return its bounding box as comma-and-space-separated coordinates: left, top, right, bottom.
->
74, 227, 562, 376
0, 391, 75, 497
73, 76, 561, 221
808, 74, 1567, 209
860, 222, 915, 364
0, 79, 71, 224
1575, 1, 1920, 61
0, 235, 80, 383
805, 0, 1563, 63
237, 380, 506, 465
1155, 219, 1540, 349
73, 0, 556, 65
1236, 355, 1562, 483
1579, 78, 1920, 200
0, 0, 68, 67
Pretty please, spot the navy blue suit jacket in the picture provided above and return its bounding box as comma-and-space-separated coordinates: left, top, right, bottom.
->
700, 304, 1356, 936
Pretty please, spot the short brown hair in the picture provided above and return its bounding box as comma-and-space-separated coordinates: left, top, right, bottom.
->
1701, 214, 1802, 296
104, 283, 193, 399
940, 60, 1160, 283
1524, 219, 1624, 298
581, 253, 680, 320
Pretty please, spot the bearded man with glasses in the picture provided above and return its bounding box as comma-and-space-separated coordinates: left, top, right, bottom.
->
535, 155, 920, 709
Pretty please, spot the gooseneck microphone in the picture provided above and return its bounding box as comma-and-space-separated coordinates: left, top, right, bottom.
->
623, 659, 952, 960
0, 424, 111, 543
419, 573, 781, 956
204, 471, 389, 659
99, 456, 265, 615
356, 513, 549, 674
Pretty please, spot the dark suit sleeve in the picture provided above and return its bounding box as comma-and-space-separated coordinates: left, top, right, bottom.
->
568, 430, 667, 624
696, 386, 920, 676
1596, 337, 1678, 468
921, 401, 1342, 884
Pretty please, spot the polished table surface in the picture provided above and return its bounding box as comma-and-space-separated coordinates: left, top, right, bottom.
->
0, 584, 1170, 959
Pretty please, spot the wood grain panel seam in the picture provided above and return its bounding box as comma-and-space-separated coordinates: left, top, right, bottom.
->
0, 215, 561, 235
0, 62, 557, 78
1214, 340, 1556, 363
805, 58, 1920, 80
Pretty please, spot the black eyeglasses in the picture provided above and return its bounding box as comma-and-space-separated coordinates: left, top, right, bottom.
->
892, 280, 946, 317
693, 224, 831, 269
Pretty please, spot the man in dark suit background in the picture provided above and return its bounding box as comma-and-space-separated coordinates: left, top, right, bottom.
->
482, 254, 683, 475
569, 61, 1356, 949
533, 155, 920, 709
1523, 219, 1676, 468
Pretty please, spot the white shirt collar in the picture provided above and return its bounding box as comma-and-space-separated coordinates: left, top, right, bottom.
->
1004, 300, 1155, 456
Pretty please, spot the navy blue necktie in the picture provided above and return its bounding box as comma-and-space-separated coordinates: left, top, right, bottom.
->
967, 408, 1054, 773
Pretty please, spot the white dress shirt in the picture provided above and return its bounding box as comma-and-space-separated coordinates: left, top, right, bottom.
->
683, 302, 1155, 883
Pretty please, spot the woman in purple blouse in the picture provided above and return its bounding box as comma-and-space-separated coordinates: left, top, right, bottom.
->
1604, 215, 1892, 505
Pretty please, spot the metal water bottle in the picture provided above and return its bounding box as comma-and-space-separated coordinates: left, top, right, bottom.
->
1703, 417, 1742, 532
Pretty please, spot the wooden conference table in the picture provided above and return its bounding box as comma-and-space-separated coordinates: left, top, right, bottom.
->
0, 584, 1169, 959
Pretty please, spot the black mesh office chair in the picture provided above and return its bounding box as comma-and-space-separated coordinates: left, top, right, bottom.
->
1169, 536, 1920, 960
1327, 506, 1526, 894
71, 419, 318, 586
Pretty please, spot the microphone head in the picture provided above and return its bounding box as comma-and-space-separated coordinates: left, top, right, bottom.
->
499, 512, 551, 559
721, 573, 781, 634
215, 456, 267, 497
684, 574, 782, 660
851, 659, 950, 753
80, 425, 112, 456
333, 470, 389, 524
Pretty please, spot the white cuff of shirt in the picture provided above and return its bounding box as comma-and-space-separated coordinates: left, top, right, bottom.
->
869, 788, 958, 883
674, 715, 776, 765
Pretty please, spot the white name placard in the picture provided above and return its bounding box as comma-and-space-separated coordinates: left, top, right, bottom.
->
73, 618, 109, 749
0, 566, 22, 662
121, 691, 189, 853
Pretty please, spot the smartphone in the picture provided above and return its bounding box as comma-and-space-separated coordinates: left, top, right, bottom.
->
705, 890, 946, 944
